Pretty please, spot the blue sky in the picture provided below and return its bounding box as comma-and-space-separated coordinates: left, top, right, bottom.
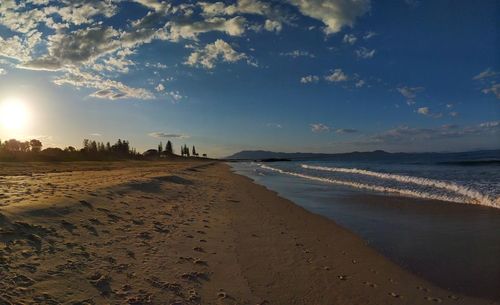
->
0, 0, 498, 157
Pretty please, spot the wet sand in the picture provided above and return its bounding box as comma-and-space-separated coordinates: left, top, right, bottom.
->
0, 161, 497, 304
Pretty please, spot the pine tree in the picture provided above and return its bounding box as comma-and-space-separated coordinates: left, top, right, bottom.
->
158, 142, 163, 157
166, 140, 173, 154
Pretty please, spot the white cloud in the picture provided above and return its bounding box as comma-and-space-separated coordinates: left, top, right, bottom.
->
355, 79, 365, 87
100, 55, 134, 73
166, 90, 184, 103
336, 128, 358, 134
473, 68, 497, 80
355, 47, 375, 59
472, 68, 499, 99
300, 75, 320, 83
325, 68, 348, 82
363, 31, 377, 39
417, 107, 442, 118
52, 1, 118, 26
266, 123, 283, 128
360, 122, 500, 146
280, 50, 315, 58
397, 86, 424, 104
149, 132, 189, 139
481, 83, 500, 99
310, 123, 330, 133
0, 34, 40, 62
287, 0, 371, 34
343, 34, 357, 45
54, 68, 154, 100
199, 0, 274, 18
264, 20, 282, 32
198, 0, 287, 33
167, 16, 247, 41
133, 0, 171, 12
146, 62, 168, 69
155, 83, 165, 92
0, 68, 6, 75
0, 1, 53, 33
0, 0, 373, 105
185, 39, 249, 69
449, 111, 459, 117
417, 107, 429, 115
20, 26, 122, 71
479, 121, 500, 128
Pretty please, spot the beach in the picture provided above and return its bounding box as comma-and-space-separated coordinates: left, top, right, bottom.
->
0, 161, 497, 305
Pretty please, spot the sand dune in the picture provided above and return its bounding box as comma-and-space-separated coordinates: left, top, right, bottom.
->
0, 161, 497, 304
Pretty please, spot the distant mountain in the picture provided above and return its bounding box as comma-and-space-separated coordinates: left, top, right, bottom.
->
226, 150, 389, 160
225, 149, 500, 163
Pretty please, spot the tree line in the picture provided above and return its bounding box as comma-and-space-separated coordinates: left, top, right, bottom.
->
147, 141, 207, 158
0, 138, 207, 161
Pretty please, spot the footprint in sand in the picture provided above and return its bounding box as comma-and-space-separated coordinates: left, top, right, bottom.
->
12, 274, 35, 287
60, 220, 77, 233
125, 292, 152, 304
181, 271, 207, 282
88, 272, 112, 295
81, 224, 99, 236
417, 286, 430, 292
193, 258, 208, 266
363, 281, 378, 288
132, 219, 144, 225
389, 292, 402, 298
79, 200, 93, 209
425, 296, 443, 303
217, 289, 227, 299
89, 218, 102, 225
137, 232, 152, 240
193, 246, 204, 252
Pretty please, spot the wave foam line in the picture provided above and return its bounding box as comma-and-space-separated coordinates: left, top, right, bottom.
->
301, 164, 498, 208
260, 165, 499, 209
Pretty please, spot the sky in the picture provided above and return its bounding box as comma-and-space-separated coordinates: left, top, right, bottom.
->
0, 0, 498, 157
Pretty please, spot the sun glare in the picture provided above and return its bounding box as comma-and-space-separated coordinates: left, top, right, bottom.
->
0, 97, 30, 131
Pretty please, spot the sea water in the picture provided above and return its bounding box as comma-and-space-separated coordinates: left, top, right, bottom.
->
230, 160, 500, 301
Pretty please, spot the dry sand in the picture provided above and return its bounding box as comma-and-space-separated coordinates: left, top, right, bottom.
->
0, 161, 497, 305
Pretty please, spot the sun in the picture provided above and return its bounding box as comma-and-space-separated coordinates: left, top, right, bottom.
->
0, 97, 30, 131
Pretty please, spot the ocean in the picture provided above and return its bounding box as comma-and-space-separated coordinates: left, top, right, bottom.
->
229, 159, 500, 301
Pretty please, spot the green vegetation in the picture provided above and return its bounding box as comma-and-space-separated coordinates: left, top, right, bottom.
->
0, 138, 207, 162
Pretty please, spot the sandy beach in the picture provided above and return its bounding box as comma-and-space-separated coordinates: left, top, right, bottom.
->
0, 161, 497, 305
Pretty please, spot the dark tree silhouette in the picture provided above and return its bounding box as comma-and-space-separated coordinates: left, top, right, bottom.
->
165, 140, 173, 154
158, 142, 163, 155
3, 139, 29, 152
30, 139, 42, 152
181, 144, 190, 157
0, 136, 194, 162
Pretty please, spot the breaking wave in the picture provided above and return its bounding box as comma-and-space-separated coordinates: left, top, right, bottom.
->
259, 164, 499, 209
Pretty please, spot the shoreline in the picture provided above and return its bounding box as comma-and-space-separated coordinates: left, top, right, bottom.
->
0, 161, 497, 304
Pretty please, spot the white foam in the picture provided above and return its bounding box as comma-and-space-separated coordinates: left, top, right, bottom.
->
259, 164, 499, 209
301, 164, 498, 207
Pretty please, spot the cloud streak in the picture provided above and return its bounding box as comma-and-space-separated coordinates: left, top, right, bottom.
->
310, 123, 330, 133
148, 132, 189, 139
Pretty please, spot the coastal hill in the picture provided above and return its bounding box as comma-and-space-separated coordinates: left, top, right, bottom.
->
225, 149, 500, 163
